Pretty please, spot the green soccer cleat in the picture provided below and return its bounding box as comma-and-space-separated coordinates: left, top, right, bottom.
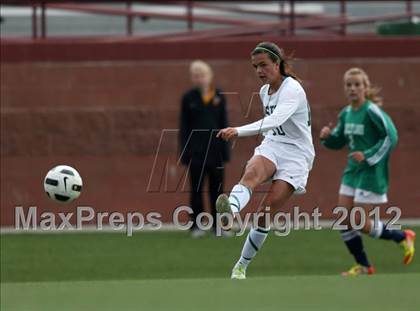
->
231, 263, 246, 280
216, 194, 233, 230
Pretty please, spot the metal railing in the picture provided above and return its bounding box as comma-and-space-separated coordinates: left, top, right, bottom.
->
0, 0, 418, 40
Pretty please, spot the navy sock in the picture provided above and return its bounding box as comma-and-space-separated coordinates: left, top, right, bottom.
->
341, 229, 371, 267
380, 227, 406, 243
369, 221, 406, 243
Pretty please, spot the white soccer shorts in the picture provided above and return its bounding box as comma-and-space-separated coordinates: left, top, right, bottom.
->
253, 139, 312, 194
339, 184, 388, 204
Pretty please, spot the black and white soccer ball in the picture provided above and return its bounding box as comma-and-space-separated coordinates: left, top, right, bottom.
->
44, 165, 83, 203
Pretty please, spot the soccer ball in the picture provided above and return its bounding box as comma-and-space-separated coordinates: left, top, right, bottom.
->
44, 165, 83, 203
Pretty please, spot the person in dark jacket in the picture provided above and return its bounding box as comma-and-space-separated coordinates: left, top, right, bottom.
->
179, 60, 230, 237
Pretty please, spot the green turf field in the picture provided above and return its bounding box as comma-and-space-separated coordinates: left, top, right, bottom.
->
1, 229, 419, 310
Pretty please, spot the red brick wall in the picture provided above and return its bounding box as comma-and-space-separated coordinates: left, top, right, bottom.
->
1, 42, 420, 226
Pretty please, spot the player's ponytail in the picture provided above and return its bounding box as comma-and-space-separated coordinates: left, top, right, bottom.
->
279, 60, 287, 77
344, 67, 383, 106
251, 42, 301, 82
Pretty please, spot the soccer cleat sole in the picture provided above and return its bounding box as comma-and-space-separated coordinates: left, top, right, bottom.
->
216, 194, 231, 214
216, 194, 232, 229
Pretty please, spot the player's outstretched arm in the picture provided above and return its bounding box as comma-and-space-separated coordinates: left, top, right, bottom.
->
217, 127, 238, 141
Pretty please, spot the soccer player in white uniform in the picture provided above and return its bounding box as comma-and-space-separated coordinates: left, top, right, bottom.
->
216, 42, 315, 279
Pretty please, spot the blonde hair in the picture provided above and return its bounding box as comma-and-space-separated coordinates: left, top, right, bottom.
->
344, 67, 383, 106
189, 60, 213, 80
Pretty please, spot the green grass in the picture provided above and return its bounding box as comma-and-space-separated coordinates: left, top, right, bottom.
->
2, 274, 420, 311
1, 229, 419, 310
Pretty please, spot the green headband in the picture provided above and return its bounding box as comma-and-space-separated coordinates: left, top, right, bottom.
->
254, 47, 281, 61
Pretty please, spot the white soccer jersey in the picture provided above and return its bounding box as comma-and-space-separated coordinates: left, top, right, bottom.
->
235, 77, 315, 163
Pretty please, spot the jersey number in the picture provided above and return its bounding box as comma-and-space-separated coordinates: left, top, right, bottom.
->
348, 134, 355, 149
271, 102, 310, 136
272, 126, 285, 136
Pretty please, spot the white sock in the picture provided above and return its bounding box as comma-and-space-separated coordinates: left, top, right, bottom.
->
229, 183, 252, 213
237, 227, 269, 268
